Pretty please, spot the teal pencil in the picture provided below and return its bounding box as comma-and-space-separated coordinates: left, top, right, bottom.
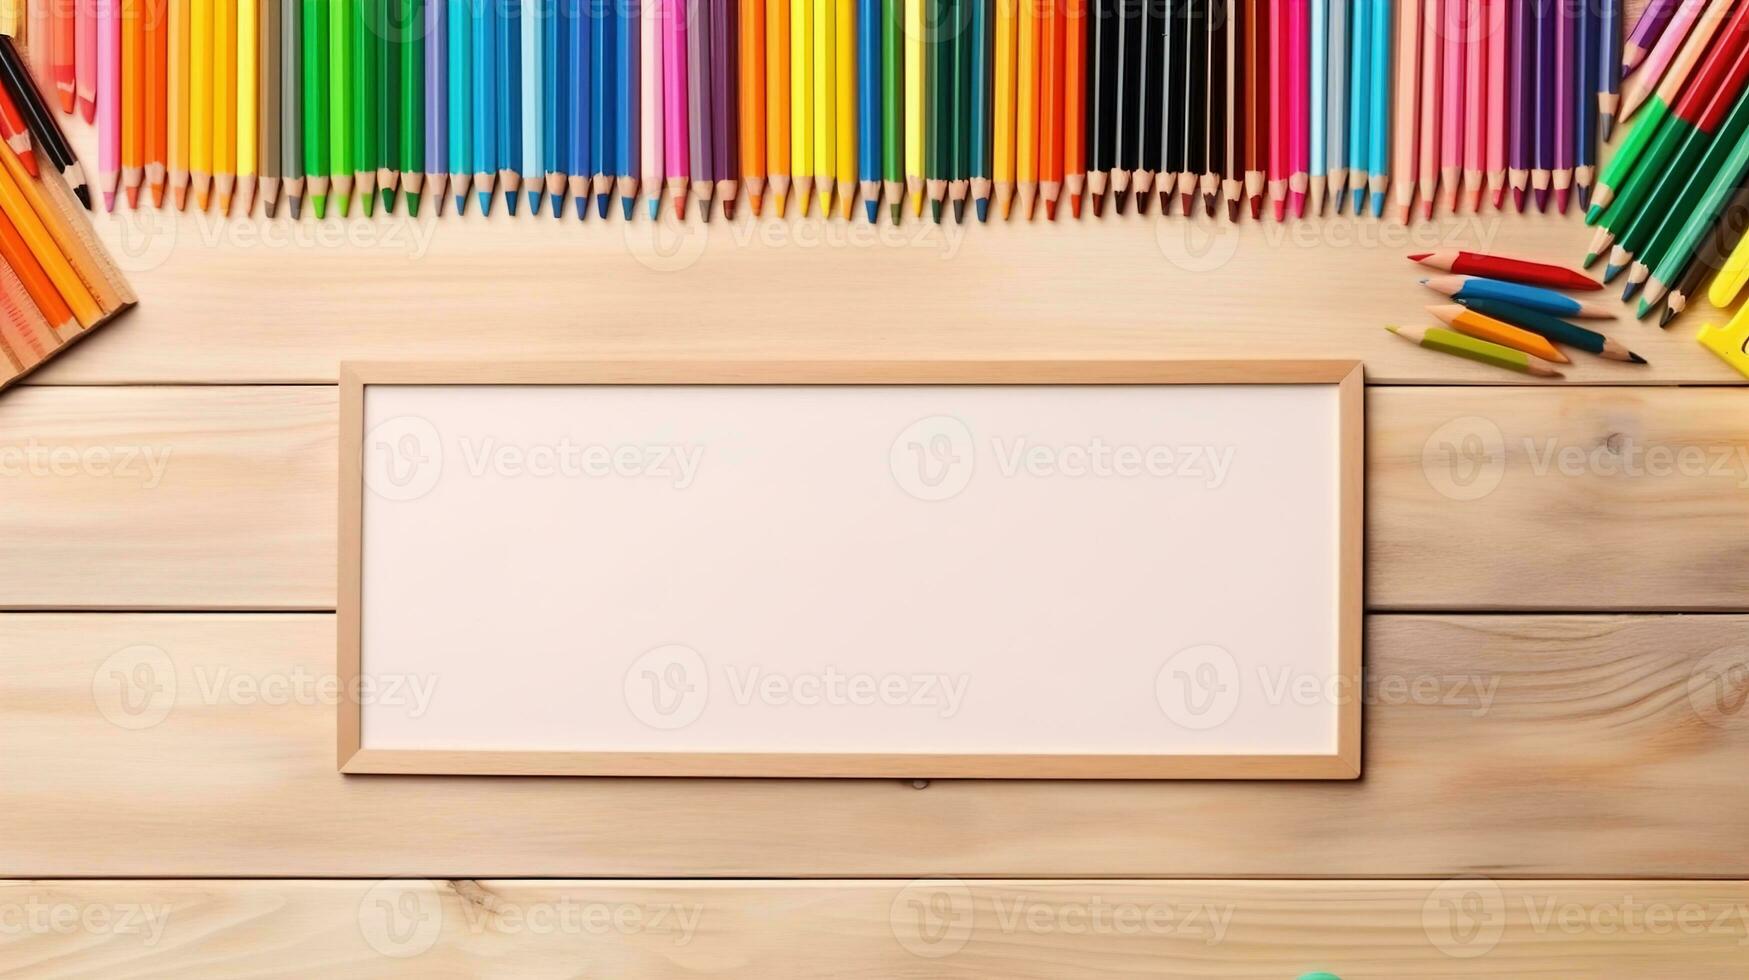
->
473, 0, 496, 213
1365, 0, 1387, 217
448, 0, 471, 213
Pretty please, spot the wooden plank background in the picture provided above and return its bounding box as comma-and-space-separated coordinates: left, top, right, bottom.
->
11, 0, 1749, 965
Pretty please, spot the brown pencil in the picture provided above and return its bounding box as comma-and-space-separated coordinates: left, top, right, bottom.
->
1242, 0, 1265, 219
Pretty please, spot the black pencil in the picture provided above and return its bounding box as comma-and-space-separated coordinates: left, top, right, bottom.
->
0, 37, 90, 209
1090, 0, 1119, 212
1177, 0, 1205, 215
1113, 0, 1143, 211
1221, 0, 1242, 219
1137, 0, 1165, 211
1203, 0, 1225, 216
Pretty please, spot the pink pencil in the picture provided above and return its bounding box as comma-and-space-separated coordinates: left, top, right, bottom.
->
1288, 0, 1309, 217
97, 0, 118, 209
1391, 0, 1420, 223
76, 0, 98, 120
1462, 0, 1484, 212
1416, 0, 1441, 220
1483, 0, 1506, 208
1268, 0, 1288, 221
662, 0, 690, 219
1438, 0, 1464, 214
642, 0, 664, 218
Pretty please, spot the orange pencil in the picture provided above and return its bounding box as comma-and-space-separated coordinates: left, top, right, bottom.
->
1063, 0, 1085, 217
0, 211, 77, 336
1428, 304, 1570, 364
1039, 0, 1065, 218
765, 0, 790, 214
0, 158, 102, 327
144, 0, 167, 204
121, 0, 144, 207
741, 0, 767, 214
52, 0, 75, 113
0, 83, 37, 176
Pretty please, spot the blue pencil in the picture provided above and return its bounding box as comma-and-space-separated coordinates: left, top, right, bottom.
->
1598, 0, 1620, 140
1347, 0, 1369, 215
617, 0, 640, 218
857, 0, 880, 221
473, 0, 496, 212
448, 0, 471, 213
591, 0, 613, 215
570, 0, 591, 217
1365, 0, 1387, 216
544, 0, 565, 216
521, 0, 545, 213
498, 0, 522, 212
1574, 0, 1597, 210
1310, 0, 1327, 209
426, 0, 448, 213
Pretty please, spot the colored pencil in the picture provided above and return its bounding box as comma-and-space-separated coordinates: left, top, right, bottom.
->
687, 0, 710, 216
881, 0, 902, 217
1286, 0, 1307, 217
400, 0, 423, 213
965, 0, 988, 220
1400, 0, 1429, 223
816, 0, 837, 217
1531, 0, 1554, 211
98, 0, 118, 210
1203, 0, 1226, 217
79, 0, 98, 119
994, 0, 1016, 215
1326, 0, 1346, 210
1436, 0, 1460, 214
495, 0, 520, 212
1637, 112, 1749, 312
236, 0, 256, 212
1505, 0, 1527, 210
1137, 0, 1163, 212
0, 69, 37, 179
1111, 0, 1137, 211
523, 0, 544, 213
331, 0, 353, 214
1182, 0, 1208, 216
52, 0, 76, 114
303, 0, 328, 216
212, 0, 234, 211
621, 0, 643, 217
745, 0, 769, 213
1310, 0, 1327, 210
836, 0, 856, 219
1456, 296, 1645, 361
1624, 0, 1679, 74
256, 0, 279, 214
1017, 0, 1039, 217
144, 0, 166, 204
1386, 323, 1564, 377
424, 0, 446, 214
1483, 0, 1505, 209
1266, 0, 1286, 219
663, 0, 688, 217
591, 0, 613, 216
1040, 0, 1063, 218
279, 0, 301, 215
1598, 0, 1621, 138
1663, 182, 1749, 323
1363, 0, 1385, 215
1224, 0, 1244, 218
1461, 0, 1483, 212
1346, 0, 1367, 214
1411, 251, 1601, 290
1427, 304, 1570, 363
792, 0, 813, 211
1621, 0, 1730, 126
767, 0, 790, 213
1421, 274, 1615, 317
714, 0, 735, 217
901, 0, 919, 213
1066, 0, 1087, 216
1242, 0, 1264, 217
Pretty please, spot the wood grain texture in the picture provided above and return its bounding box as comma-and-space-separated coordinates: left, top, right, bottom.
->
3, 878, 1748, 979
14, 201, 1732, 386
4, 613, 1744, 877
7, 384, 1747, 610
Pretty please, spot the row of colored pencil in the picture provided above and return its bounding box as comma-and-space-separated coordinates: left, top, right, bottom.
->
0, 41, 135, 389
11, 0, 1635, 223
1583, 0, 1749, 326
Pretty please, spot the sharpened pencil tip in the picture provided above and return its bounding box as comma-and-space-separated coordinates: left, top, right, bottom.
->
891, 202, 902, 224
723, 200, 737, 221
1635, 298, 1652, 319
1660, 309, 1678, 329
598, 194, 611, 219
381, 189, 397, 213
1585, 204, 1603, 224
1512, 187, 1526, 212
1368, 192, 1384, 218
1601, 115, 1615, 141
505, 194, 518, 217
1045, 197, 1058, 221
1555, 188, 1571, 214
976, 198, 989, 222
1604, 264, 1622, 282
748, 195, 762, 217
1582, 252, 1598, 268
1621, 279, 1642, 301
313, 196, 326, 219
622, 196, 635, 221
1071, 194, 1083, 219
1577, 185, 1591, 211
953, 199, 966, 223
648, 197, 659, 220
291, 197, 303, 220
1092, 193, 1105, 217
406, 194, 419, 217
1204, 193, 1217, 218
1385, 325, 1401, 335
75, 185, 93, 209
1114, 191, 1128, 216
865, 199, 879, 224
1534, 187, 1550, 212
1226, 198, 1239, 222
477, 191, 492, 214
930, 199, 942, 223
1350, 189, 1364, 214
527, 191, 542, 215
453, 194, 467, 214
1248, 196, 1261, 220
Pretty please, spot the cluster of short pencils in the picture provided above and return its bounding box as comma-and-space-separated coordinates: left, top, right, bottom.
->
11, 0, 1641, 222
1582, 0, 1749, 326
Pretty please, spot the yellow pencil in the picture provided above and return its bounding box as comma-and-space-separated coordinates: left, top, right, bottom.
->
813, 0, 834, 214
1015, 0, 1038, 219
993, 0, 1015, 218
236, 0, 257, 214
168, 0, 190, 208
791, 0, 813, 212
211, 0, 236, 212
903, 0, 922, 215
189, 0, 212, 209
834, 0, 854, 219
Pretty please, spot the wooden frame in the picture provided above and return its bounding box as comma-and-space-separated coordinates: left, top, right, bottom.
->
338, 360, 1365, 780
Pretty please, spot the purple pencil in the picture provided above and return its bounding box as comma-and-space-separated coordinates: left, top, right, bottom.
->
1508, 0, 1532, 210
710, 0, 733, 215
426, 0, 449, 213
1533, 0, 1555, 211
1623, 0, 1679, 75
1552, 0, 1575, 213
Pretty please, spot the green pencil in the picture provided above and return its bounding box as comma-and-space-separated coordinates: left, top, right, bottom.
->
330, 0, 353, 214
926, 0, 949, 221
1638, 121, 1749, 313
1386, 325, 1564, 378
378, 0, 401, 212
302, 0, 328, 217
399, 0, 423, 214
948, 0, 969, 221
882, 0, 903, 221
354, 0, 378, 214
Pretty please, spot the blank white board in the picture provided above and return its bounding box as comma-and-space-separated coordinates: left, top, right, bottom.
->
339, 362, 1363, 778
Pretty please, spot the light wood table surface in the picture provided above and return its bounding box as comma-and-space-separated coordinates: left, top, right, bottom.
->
7, 22, 1749, 969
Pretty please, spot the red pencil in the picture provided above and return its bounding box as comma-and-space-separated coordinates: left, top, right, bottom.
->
1064, 0, 1086, 217
1267, 0, 1287, 221
1409, 250, 1602, 291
